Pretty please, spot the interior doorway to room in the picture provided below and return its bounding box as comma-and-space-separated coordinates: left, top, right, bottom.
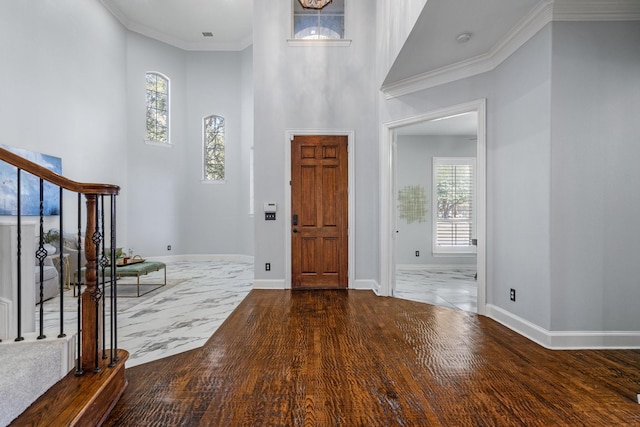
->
290, 135, 349, 289
384, 101, 486, 314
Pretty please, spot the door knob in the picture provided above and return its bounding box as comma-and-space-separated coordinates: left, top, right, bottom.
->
293, 228, 298, 233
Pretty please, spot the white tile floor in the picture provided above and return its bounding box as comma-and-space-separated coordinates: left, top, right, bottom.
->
394, 265, 477, 313
37, 261, 476, 366
39, 260, 253, 367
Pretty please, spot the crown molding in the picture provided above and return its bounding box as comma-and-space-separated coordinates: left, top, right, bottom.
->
553, 0, 640, 21
381, 0, 640, 99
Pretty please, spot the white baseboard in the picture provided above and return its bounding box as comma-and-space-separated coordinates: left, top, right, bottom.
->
486, 304, 640, 349
353, 279, 379, 293
253, 279, 286, 290
253, 279, 380, 291
396, 264, 475, 270
146, 254, 254, 263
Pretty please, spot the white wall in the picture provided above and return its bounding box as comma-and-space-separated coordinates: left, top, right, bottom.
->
490, 25, 553, 329
253, 0, 378, 285
0, 0, 128, 238
125, 32, 188, 256
125, 34, 253, 257
396, 135, 476, 265
381, 25, 554, 329
549, 21, 640, 332
184, 50, 253, 255
383, 19, 640, 336
375, 0, 428, 85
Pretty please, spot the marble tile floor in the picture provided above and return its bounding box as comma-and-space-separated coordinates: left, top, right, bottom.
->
35, 261, 475, 367
38, 260, 253, 367
394, 265, 478, 313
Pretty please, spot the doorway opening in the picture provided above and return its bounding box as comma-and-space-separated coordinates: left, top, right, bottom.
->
380, 100, 486, 315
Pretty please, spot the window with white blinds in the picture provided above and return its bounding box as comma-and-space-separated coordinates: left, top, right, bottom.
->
432, 157, 476, 254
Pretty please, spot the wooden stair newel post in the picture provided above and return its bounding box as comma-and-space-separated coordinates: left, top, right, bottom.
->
82, 194, 103, 371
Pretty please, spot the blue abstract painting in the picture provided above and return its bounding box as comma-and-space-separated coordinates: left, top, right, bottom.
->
0, 145, 62, 216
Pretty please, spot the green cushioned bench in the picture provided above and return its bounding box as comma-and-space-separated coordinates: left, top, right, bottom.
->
75, 261, 166, 297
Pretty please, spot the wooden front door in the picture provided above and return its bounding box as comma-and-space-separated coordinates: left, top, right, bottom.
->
291, 135, 348, 289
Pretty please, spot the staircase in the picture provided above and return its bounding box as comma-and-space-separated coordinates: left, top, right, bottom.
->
0, 335, 75, 425
0, 146, 127, 426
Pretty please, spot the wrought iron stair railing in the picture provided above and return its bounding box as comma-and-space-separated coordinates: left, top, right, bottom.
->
0, 145, 121, 374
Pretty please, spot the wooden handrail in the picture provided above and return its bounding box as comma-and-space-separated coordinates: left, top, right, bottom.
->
1, 145, 120, 373
0, 146, 119, 195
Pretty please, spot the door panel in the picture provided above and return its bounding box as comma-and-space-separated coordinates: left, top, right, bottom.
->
292, 135, 348, 289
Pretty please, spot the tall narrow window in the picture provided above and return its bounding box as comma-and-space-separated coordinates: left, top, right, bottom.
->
293, 0, 345, 40
204, 115, 225, 181
433, 158, 475, 254
145, 72, 169, 144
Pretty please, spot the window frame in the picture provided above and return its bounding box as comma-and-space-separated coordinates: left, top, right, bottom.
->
432, 157, 476, 255
202, 114, 226, 183
288, 0, 351, 46
145, 71, 171, 147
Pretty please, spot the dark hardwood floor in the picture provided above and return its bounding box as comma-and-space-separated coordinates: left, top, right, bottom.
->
105, 290, 640, 426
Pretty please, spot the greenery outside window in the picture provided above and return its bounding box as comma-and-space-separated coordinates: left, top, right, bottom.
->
145, 72, 169, 145
432, 157, 476, 254
293, 0, 345, 40
204, 115, 225, 181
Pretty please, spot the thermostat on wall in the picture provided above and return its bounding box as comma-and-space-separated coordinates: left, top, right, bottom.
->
264, 202, 277, 220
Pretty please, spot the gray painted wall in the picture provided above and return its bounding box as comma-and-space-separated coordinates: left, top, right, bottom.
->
381, 26, 554, 329
549, 21, 640, 331
0, 0, 129, 239
3, 2, 638, 335
375, 0, 428, 82
491, 24, 553, 329
125, 32, 188, 256
0, 2, 255, 258
396, 135, 476, 265
382, 20, 640, 333
253, 0, 378, 284
125, 34, 253, 257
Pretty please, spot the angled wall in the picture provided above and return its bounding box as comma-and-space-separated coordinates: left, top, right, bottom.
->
549, 21, 640, 333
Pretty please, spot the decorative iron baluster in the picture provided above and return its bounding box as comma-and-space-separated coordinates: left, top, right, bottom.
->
58, 186, 66, 339
91, 202, 103, 373
111, 195, 119, 364
15, 168, 24, 342
99, 195, 108, 360
36, 178, 47, 340
75, 193, 83, 376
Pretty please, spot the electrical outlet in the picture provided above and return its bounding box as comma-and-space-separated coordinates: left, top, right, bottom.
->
265, 263, 271, 271
167, 245, 171, 251
415, 250, 420, 257
510, 288, 516, 301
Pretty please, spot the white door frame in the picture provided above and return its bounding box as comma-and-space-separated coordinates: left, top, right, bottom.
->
379, 99, 487, 315
285, 130, 355, 289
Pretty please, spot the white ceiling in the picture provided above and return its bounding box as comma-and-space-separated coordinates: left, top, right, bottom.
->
99, 0, 545, 64
100, 0, 253, 51
383, 0, 543, 86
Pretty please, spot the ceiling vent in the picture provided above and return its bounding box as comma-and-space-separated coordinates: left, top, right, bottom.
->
202, 32, 213, 37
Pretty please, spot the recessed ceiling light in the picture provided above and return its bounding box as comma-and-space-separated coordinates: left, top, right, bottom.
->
202, 32, 213, 37
456, 32, 472, 43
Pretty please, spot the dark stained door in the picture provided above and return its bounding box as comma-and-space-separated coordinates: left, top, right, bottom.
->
291, 135, 348, 289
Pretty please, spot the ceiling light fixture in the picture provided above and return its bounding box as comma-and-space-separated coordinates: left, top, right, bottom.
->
456, 32, 472, 43
298, 0, 332, 9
